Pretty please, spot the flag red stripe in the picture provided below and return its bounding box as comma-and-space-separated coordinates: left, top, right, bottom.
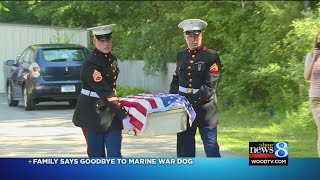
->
249, 153, 274, 158
121, 101, 147, 116
120, 100, 133, 107
131, 101, 148, 116
142, 97, 158, 109
129, 115, 143, 130
126, 96, 158, 109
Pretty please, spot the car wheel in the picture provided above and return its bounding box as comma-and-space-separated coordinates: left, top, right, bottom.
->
7, 85, 18, 106
23, 86, 35, 111
68, 100, 77, 108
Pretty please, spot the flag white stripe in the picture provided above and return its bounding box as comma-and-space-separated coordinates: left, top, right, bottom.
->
154, 97, 165, 109
128, 107, 147, 131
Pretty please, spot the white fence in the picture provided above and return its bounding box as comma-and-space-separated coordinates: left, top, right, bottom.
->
0, 23, 88, 93
117, 60, 176, 93
0, 23, 176, 94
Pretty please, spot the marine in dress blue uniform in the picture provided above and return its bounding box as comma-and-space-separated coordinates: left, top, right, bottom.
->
72, 24, 128, 157
169, 19, 221, 157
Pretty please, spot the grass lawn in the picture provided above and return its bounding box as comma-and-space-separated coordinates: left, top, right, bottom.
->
218, 126, 317, 158
197, 108, 318, 158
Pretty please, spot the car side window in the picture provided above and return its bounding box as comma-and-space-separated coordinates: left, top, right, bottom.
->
23, 49, 34, 64
17, 49, 28, 64
28, 50, 35, 63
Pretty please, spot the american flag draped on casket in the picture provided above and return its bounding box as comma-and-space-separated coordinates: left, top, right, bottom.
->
120, 93, 196, 135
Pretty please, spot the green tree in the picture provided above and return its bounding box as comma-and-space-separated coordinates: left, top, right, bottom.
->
0, 1, 38, 23
2, 0, 320, 113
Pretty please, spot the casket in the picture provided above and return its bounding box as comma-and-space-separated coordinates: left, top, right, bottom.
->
129, 106, 188, 136
120, 93, 196, 137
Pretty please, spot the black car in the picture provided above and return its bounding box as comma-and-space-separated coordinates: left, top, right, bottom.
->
5, 44, 90, 110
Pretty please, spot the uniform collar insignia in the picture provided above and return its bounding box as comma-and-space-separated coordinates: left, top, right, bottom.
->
195, 61, 204, 64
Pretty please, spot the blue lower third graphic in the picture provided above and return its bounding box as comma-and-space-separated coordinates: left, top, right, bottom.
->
1, 158, 319, 180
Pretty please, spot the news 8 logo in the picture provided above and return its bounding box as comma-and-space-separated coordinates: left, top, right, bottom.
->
274, 142, 288, 158
249, 141, 288, 166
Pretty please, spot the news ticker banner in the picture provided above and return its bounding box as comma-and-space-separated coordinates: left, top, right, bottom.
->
1, 158, 319, 179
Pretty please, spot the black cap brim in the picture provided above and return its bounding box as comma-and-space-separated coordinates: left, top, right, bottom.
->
95, 33, 112, 41
185, 30, 201, 35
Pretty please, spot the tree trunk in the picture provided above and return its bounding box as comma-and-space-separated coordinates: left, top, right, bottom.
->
304, 0, 310, 10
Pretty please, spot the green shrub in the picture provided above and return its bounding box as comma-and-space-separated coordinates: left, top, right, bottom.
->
116, 86, 146, 97
275, 101, 315, 132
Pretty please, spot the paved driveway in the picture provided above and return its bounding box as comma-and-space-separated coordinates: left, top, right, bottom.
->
0, 94, 240, 157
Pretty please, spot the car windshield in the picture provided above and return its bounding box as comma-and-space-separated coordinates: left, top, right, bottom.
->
42, 48, 86, 62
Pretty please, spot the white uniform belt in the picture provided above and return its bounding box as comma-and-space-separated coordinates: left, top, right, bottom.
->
81, 89, 100, 98
178, 86, 199, 94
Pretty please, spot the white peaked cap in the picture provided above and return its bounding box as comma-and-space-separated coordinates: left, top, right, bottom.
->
87, 24, 116, 35
178, 19, 208, 32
